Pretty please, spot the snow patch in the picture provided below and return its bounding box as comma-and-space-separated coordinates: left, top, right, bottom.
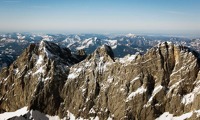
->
0, 107, 28, 120
43, 77, 51, 82
156, 112, 173, 120
107, 117, 112, 120
126, 86, 146, 102
119, 54, 136, 64
68, 67, 83, 79
150, 85, 163, 99
182, 93, 194, 105
39, 40, 54, 58
34, 66, 45, 75
68, 73, 78, 79
107, 76, 114, 83
156, 111, 193, 120
67, 110, 76, 120
36, 55, 43, 66
82, 88, 86, 93
3, 76, 9, 81
76, 67, 83, 73
66, 110, 100, 120
196, 110, 200, 117
120, 87, 125, 92
85, 62, 92, 67
111, 45, 117, 49
89, 108, 96, 114
90, 116, 100, 120
13, 68, 19, 74
145, 85, 163, 107
81, 38, 95, 49
181, 84, 200, 105
76, 46, 86, 50
104, 40, 117, 49
96, 56, 112, 73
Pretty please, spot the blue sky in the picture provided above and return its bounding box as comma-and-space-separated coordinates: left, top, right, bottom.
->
0, 0, 199, 34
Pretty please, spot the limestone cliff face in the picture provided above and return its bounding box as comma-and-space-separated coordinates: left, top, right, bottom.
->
0, 41, 200, 120
0, 41, 85, 115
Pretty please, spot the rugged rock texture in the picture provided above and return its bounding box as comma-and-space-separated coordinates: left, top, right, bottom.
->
0, 41, 85, 115
1, 41, 200, 120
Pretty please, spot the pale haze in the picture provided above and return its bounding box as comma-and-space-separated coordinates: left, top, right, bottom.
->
0, 0, 199, 35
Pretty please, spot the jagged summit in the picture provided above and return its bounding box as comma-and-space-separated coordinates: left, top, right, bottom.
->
92, 44, 115, 61
38, 40, 85, 65
39, 40, 67, 58
1, 42, 200, 120
0, 40, 86, 114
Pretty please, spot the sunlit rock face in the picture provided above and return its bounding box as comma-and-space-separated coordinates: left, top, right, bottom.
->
1, 41, 200, 120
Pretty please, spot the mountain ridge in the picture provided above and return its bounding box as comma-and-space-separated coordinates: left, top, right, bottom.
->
0, 41, 200, 119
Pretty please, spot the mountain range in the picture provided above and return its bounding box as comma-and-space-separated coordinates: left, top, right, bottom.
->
2, 33, 200, 71
0, 40, 200, 119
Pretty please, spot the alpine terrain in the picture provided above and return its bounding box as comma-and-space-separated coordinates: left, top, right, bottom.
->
0, 40, 200, 120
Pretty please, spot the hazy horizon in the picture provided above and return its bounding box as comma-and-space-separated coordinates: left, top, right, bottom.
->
0, 0, 199, 36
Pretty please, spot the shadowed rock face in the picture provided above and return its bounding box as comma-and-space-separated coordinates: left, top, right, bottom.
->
1, 41, 200, 120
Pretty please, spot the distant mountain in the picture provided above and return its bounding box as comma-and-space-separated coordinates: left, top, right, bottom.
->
59, 34, 192, 58
0, 41, 200, 119
0, 33, 199, 71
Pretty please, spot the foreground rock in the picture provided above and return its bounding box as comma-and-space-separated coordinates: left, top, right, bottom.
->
0, 41, 200, 120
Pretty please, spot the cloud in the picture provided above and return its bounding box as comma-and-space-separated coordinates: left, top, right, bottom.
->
166, 11, 185, 15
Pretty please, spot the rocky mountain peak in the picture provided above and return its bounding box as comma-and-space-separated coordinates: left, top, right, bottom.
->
0, 40, 85, 114
1, 42, 200, 120
91, 44, 115, 62
38, 40, 74, 63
